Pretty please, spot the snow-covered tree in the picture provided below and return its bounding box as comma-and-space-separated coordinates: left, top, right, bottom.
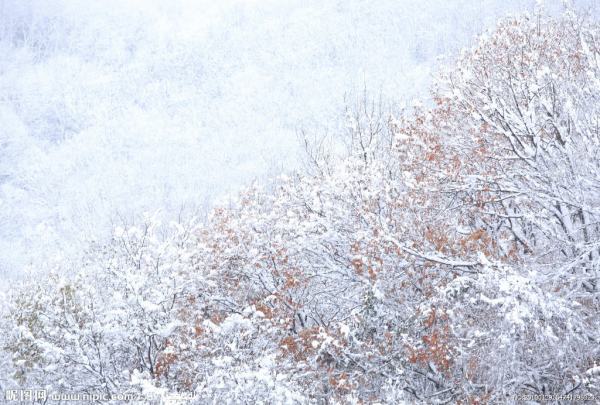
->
2, 9, 600, 403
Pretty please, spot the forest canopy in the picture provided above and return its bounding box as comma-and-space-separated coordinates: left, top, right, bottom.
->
2, 10, 600, 404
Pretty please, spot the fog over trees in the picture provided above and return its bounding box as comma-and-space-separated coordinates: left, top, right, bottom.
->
1, 1, 600, 403
1, 0, 590, 279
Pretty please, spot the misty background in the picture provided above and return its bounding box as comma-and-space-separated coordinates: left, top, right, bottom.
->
0, 0, 595, 279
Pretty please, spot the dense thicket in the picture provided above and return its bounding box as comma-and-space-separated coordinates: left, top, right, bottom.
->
2, 11, 600, 403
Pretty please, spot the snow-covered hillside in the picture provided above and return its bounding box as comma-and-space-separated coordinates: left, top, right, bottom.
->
0, 10, 600, 398
0, 0, 584, 278
2, 3, 600, 403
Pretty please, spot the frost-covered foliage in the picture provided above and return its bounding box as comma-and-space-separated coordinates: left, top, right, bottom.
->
2, 10, 600, 404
